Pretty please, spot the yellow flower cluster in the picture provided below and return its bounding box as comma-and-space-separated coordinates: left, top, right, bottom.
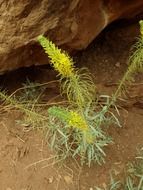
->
68, 111, 95, 144
38, 35, 75, 78
50, 51, 74, 78
69, 111, 94, 144
139, 20, 143, 36
68, 111, 88, 131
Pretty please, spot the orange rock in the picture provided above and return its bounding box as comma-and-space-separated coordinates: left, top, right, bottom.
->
0, 0, 143, 73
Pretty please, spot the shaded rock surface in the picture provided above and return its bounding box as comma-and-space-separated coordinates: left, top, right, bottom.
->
0, 0, 143, 73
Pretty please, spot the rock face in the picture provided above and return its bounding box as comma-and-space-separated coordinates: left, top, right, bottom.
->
0, 0, 143, 73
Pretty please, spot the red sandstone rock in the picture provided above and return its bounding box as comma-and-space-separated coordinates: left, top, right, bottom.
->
0, 0, 143, 73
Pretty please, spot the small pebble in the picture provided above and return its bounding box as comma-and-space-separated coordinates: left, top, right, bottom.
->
115, 62, 121, 67
64, 175, 73, 185
48, 176, 54, 184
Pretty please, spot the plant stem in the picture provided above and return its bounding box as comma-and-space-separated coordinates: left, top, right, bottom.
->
0, 92, 47, 121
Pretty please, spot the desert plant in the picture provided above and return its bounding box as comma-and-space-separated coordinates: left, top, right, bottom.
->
111, 20, 143, 104
95, 175, 121, 190
16, 78, 46, 103
96, 148, 143, 190
38, 36, 121, 166
47, 105, 113, 166
38, 35, 96, 110
37, 20, 143, 165
124, 148, 143, 190
0, 88, 48, 127
124, 176, 143, 190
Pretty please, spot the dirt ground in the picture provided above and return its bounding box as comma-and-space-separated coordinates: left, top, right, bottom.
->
0, 19, 143, 190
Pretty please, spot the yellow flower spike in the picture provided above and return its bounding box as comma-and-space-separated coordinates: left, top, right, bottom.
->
68, 111, 88, 132
38, 35, 75, 78
68, 111, 95, 144
139, 20, 143, 36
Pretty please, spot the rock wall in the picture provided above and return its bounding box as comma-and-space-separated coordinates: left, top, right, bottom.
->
0, 0, 143, 73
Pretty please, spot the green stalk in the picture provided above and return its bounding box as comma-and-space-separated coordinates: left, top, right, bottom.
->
0, 91, 47, 121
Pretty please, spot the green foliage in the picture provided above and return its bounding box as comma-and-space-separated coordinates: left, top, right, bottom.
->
47, 105, 112, 166
0, 85, 48, 128
62, 68, 96, 109
96, 176, 121, 190
111, 20, 143, 102
96, 148, 143, 190
17, 79, 46, 103
38, 22, 143, 166
37, 22, 143, 166
124, 149, 143, 190
37, 36, 122, 166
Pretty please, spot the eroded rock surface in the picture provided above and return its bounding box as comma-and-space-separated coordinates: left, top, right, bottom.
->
0, 0, 143, 73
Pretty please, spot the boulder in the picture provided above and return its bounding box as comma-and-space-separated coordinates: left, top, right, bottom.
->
0, 0, 143, 73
